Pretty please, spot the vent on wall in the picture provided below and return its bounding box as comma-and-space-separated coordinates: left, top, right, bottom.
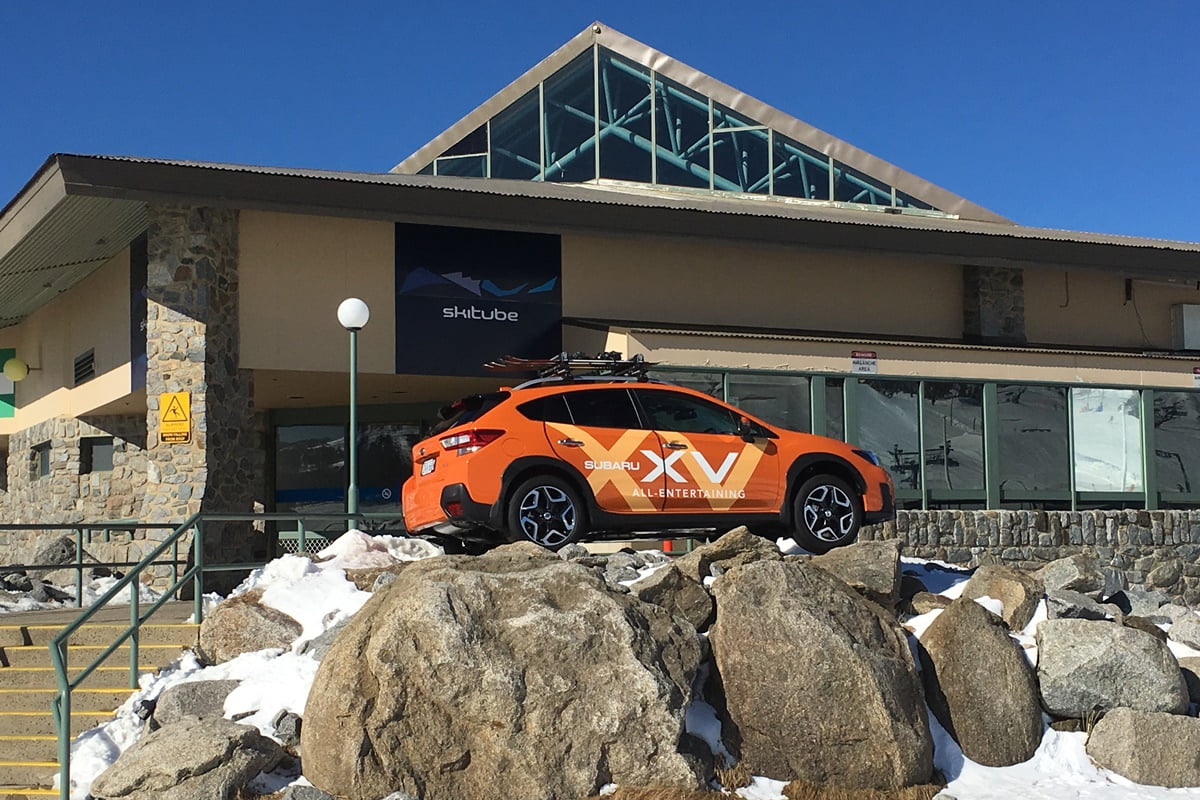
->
73, 349, 96, 386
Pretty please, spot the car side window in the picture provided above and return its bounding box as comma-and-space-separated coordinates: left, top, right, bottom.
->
517, 394, 573, 424
635, 390, 741, 435
563, 389, 642, 429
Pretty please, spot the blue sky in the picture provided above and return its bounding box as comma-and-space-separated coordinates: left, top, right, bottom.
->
2, 2, 1196, 241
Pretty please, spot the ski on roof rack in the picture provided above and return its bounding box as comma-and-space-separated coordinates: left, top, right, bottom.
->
484, 351, 656, 380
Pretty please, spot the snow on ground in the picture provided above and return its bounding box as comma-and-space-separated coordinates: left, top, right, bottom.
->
45, 533, 1200, 799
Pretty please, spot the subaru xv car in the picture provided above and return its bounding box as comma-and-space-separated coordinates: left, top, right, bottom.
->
402, 377, 894, 553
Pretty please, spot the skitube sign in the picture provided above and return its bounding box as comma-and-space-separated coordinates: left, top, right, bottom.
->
394, 223, 562, 377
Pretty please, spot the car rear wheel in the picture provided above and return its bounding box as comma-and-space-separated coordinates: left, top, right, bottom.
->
793, 474, 862, 554
507, 475, 587, 550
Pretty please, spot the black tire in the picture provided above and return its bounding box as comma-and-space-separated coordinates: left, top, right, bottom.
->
792, 474, 862, 554
506, 475, 587, 550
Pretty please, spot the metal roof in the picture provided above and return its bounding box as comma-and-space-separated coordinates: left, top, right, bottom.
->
0, 153, 1198, 329
391, 22, 1010, 224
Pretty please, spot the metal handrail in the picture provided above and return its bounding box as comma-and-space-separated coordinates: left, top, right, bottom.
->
46, 511, 406, 800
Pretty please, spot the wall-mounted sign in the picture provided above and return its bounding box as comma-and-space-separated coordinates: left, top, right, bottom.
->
159, 392, 191, 444
395, 224, 562, 377
851, 350, 878, 375
1193, 367, 1200, 388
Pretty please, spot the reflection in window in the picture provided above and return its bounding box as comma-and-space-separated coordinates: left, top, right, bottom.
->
654, 75, 710, 189
598, 50, 653, 182
834, 161, 892, 205
727, 373, 810, 432
491, 88, 541, 179
713, 128, 770, 193
275, 425, 346, 515
543, 52, 596, 183
998, 385, 1069, 494
922, 383, 984, 491
858, 380, 920, 489
826, 378, 844, 440
435, 154, 486, 177
358, 424, 423, 513
1156, 392, 1200, 494
1072, 388, 1142, 492
650, 371, 724, 399
773, 134, 832, 200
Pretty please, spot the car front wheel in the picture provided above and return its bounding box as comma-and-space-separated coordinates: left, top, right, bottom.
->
793, 474, 862, 554
506, 475, 587, 550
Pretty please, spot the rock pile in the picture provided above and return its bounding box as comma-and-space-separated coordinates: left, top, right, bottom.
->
85, 531, 1200, 798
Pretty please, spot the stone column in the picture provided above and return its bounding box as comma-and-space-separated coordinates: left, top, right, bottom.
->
963, 265, 1026, 344
144, 205, 269, 570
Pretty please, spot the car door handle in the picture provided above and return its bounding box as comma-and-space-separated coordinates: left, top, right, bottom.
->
664, 442, 688, 450
557, 439, 584, 447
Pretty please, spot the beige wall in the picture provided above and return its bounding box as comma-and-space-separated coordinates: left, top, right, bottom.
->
239, 211, 396, 374
1026, 270, 1200, 349
562, 233, 963, 339
0, 249, 133, 435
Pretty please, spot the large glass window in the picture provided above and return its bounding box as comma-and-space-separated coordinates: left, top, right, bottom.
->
1072, 388, 1143, 492
598, 49, 653, 182
858, 380, 920, 490
543, 52, 596, 183
650, 370, 723, 399
997, 385, 1070, 498
825, 378, 844, 440
922, 383, 984, 492
833, 161, 892, 206
275, 425, 345, 516
358, 424, 422, 516
727, 373, 810, 432
1156, 392, 1200, 495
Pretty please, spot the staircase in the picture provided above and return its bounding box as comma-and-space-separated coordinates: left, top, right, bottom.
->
0, 603, 198, 798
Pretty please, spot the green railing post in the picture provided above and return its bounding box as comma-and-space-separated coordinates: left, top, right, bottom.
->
74, 529, 84, 609
129, 579, 140, 690
52, 638, 70, 800
193, 520, 205, 625
298, 520, 307, 555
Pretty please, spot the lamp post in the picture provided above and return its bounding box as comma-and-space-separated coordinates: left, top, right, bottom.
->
337, 298, 370, 529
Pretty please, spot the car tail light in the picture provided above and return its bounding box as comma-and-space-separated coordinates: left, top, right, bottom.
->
439, 429, 505, 455
445, 501, 464, 517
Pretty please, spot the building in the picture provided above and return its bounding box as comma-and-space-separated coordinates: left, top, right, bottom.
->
2, 22, 1200, 563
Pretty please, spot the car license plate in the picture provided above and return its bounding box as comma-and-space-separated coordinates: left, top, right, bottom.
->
420, 458, 436, 476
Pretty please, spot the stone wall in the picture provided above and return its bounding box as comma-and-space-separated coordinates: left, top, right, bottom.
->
862, 509, 1200, 604
144, 204, 270, 569
963, 265, 1025, 343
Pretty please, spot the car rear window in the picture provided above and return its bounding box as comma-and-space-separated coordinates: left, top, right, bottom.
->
431, 392, 511, 435
517, 394, 573, 423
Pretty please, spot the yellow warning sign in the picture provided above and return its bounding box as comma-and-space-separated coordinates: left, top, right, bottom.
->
159, 392, 191, 444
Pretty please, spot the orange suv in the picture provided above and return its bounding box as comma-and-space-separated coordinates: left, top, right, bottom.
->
402, 358, 894, 553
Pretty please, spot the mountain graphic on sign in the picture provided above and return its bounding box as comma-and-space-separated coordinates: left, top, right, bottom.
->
162, 395, 188, 423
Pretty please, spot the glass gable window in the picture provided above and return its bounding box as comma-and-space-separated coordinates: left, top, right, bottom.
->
406, 46, 944, 212
598, 51, 653, 182
491, 88, 540, 180
543, 52, 596, 183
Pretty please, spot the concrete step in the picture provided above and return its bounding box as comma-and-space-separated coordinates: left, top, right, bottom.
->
0, 688, 129, 713
7, 624, 198, 649
0, 643, 184, 671
0, 737, 56, 762
0, 668, 137, 691
0, 760, 55, 790
0, 712, 110, 737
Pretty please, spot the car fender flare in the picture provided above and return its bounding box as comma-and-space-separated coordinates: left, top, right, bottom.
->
495, 456, 596, 528
783, 453, 866, 528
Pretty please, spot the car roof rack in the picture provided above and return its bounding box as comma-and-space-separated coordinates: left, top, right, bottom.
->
485, 351, 657, 382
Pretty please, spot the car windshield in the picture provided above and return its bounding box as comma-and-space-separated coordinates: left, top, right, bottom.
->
431, 392, 510, 436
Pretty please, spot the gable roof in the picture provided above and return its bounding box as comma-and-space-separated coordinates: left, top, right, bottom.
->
391, 22, 1010, 224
